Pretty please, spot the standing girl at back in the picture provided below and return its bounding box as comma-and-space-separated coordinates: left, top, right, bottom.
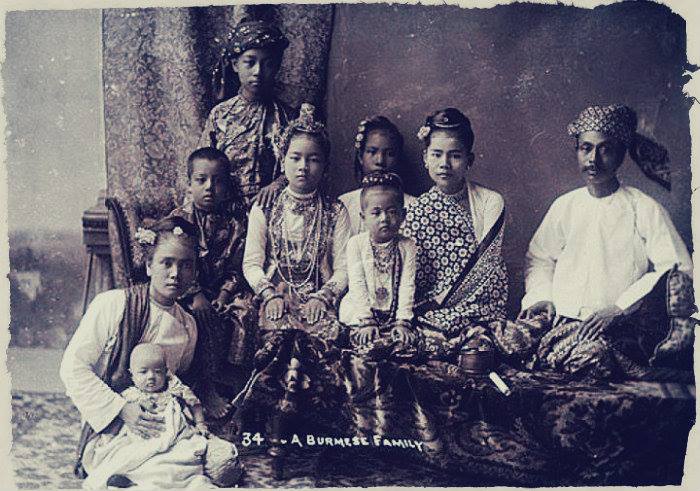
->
339, 116, 416, 236
200, 18, 292, 209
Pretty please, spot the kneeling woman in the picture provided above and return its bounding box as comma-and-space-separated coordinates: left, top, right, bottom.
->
241, 104, 351, 469
402, 108, 508, 359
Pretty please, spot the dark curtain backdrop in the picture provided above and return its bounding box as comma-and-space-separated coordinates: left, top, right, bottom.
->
102, 4, 334, 286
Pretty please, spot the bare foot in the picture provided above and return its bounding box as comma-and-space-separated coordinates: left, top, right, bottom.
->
203, 384, 231, 419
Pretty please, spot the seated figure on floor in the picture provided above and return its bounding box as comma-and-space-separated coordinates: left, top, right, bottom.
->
60, 217, 241, 487
240, 103, 351, 472
518, 103, 695, 380
167, 147, 251, 419
81, 343, 220, 490
338, 171, 418, 438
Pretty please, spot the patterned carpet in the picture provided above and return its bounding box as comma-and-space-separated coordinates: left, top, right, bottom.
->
10, 391, 475, 489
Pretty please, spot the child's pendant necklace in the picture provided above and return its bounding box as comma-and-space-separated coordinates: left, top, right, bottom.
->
371, 238, 398, 305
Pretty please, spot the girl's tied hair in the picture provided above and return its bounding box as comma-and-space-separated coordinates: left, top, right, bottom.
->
417, 108, 475, 153
136, 216, 199, 263
211, 17, 289, 104
353, 115, 405, 181
274, 103, 331, 162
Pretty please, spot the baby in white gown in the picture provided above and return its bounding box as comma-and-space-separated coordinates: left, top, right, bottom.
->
83, 343, 215, 489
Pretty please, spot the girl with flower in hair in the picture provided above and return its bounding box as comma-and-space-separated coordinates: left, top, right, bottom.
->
401, 108, 509, 361
339, 116, 416, 236
60, 218, 228, 480
200, 17, 293, 209
240, 103, 350, 476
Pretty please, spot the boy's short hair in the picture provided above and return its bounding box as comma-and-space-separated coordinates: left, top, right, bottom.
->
359, 171, 405, 210
186, 147, 231, 179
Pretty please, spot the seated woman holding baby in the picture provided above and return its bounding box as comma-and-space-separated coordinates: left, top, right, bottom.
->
60, 218, 241, 489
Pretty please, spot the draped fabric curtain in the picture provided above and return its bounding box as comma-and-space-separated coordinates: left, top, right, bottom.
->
102, 4, 334, 286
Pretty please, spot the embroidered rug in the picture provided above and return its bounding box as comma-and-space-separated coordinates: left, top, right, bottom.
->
9, 391, 473, 489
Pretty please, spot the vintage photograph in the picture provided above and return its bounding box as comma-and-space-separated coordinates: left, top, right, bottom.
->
2, 0, 698, 488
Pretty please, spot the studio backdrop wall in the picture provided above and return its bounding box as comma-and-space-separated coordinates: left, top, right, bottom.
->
325, 1, 694, 314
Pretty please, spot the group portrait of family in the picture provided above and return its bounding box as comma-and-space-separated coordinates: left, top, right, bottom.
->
46, 1, 697, 489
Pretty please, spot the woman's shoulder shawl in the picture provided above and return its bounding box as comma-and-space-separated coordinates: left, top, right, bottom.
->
106, 283, 152, 392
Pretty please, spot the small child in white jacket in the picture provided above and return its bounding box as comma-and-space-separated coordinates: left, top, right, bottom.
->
339, 171, 417, 346
83, 343, 215, 489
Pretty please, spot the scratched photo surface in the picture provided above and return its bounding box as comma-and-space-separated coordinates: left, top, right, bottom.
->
4, 1, 697, 489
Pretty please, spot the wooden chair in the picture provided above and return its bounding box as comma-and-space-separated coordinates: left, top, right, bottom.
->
104, 192, 178, 287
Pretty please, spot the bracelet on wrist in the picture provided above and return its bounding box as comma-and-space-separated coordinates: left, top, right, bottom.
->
262, 293, 283, 307
260, 285, 276, 300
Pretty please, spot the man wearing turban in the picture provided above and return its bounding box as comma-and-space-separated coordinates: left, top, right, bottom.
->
517, 104, 694, 379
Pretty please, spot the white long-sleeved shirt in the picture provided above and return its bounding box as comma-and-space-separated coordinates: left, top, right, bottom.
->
242, 189, 351, 297
522, 186, 692, 319
339, 188, 417, 236
339, 232, 416, 325
59, 289, 197, 433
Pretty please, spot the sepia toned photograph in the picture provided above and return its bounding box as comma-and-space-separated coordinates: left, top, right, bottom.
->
2, 0, 698, 488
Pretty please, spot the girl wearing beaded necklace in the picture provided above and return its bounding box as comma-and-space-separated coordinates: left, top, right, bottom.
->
241, 103, 351, 473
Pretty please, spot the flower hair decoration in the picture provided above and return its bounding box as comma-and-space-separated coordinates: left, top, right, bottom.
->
416, 125, 431, 141
134, 227, 157, 246
172, 226, 184, 237
354, 119, 368, 149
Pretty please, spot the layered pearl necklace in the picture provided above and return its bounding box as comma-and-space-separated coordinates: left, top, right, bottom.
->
273, 188, 323, 295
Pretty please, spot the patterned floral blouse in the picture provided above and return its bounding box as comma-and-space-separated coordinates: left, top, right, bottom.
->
199, 93, 292, 207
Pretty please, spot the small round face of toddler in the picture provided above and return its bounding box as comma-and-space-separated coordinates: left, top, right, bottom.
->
360, 186, 405, 244
129, 344, 168, 393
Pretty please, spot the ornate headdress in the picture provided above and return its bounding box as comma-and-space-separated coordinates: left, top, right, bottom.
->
361, 171, 404, 191
568, 104, 671, 190
211, 19, 289, 104
221, 20, 289, 59
274, 103, 330, 162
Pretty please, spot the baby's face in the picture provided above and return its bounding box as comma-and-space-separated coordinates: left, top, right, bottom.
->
130, 354, 167, 393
